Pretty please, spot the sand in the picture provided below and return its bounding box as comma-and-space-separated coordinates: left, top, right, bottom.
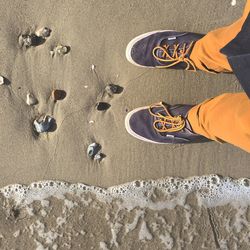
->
0, 0, 249, 249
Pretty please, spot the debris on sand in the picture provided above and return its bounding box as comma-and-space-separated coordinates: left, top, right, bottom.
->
50, 45, 70, 57
26, 93, 38, 106
33, 115, 54, 133
52, 89, 67, 101
91, 64, 96, 71
36, 27, 51, 38
0, 76, 5, 85
19, 34, 33, 47
105, 84, 121, 96
19, 33, 45, 48
87, 143, 104, 161
231, 0, 236, 6
95, 102, 110, 111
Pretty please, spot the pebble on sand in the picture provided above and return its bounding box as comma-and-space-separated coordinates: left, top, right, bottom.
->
19, 33, 45, 48
87, 143, 104, 161
52, 89, 67, 101
0, 76, 5, 85
95, 102, 110, 111
33, 115, 54, 133
26, 93, 38, 106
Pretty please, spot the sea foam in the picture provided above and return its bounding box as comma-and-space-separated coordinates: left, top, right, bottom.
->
1, 175, 250, 249
1, 174, 250, 208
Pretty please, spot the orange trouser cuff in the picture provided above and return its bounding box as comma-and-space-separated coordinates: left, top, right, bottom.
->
190, 0, 250, 73
188, 93, 250, 153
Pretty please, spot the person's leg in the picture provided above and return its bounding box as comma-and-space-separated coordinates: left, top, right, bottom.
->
188, 92, 250, 152
190, 0, 250, 73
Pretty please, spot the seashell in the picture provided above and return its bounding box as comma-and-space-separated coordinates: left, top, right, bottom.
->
94, 152, 102, 161
87, 143, 101, 159
55, 45, 69, 56
52, 89, 66, 101
36, 27, 51, 38
91, 64, 96, 71
26, 93, 38, 106
0, 76, 4, 85
21, 35, 33, 47
33, 115, 54, 133
95, 102, 110, 111
105, 84, 119, 96
231, 0, 236, 6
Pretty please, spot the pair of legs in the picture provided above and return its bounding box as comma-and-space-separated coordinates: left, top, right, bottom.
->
125, 0, 250, 153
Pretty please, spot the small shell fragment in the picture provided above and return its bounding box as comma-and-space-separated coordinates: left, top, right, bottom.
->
55, 45, 69, 56
87, 143, 101, 159
91, 64, 96, 71
0, 76, 4, 85
94, 153, 102, 161
20, 35, 33, 47
26, 93, 38, 106
34, 115, 54, 133
36, 27, 51, 38
105, 84, 119, 96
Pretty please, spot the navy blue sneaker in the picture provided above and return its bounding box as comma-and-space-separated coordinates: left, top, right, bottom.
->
125, 102, 209, 144
126, 30, 204, 71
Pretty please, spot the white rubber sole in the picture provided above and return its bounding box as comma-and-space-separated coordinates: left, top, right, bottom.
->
125, 30, 174, 68
125, 106, 168, 144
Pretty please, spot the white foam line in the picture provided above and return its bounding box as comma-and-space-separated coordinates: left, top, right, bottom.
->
1, 175, 250, 208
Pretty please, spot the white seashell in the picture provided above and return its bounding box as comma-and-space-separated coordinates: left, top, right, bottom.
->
36, 27, 51, 38
26, 93, 38, 106
231, 0, 236, 6
55, 45, 69, 56
94, 153, 102, 161
91, 64, 96, 71
0, 76, 4, 85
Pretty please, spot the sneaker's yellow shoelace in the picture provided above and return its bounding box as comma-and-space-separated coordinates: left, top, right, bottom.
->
152, 42, 196, 71
148, 102, 185, 133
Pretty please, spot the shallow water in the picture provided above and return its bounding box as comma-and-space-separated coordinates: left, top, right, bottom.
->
1, 175, 250, 249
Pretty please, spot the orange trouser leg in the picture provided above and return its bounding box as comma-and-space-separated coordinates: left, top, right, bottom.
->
188, 93, 250, 152
190, 0, 250, 73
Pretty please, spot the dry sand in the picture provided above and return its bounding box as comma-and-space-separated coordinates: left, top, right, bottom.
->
0, 0, 249, 249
